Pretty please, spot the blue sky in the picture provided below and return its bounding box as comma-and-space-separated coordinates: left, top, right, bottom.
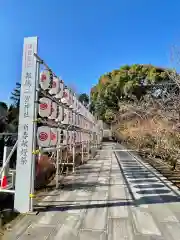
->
0, 0, 180, 104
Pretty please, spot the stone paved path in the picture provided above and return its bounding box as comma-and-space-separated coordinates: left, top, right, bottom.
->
3, 142, 180, 239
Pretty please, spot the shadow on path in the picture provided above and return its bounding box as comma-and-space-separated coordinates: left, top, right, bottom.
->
35, 193, 180, 213
36, 146, 180, 214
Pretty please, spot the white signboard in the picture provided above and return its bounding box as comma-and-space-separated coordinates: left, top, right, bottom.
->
14, 37, 38, 213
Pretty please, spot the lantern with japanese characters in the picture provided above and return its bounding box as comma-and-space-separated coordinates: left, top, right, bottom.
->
69, 110, 73, 125
81, 105, 85, 117
61, 108, 69, 125
62, 130, 68, 145
81, 131, 84, 143
48, 101, 58, 120
61, 87, 70, 105
49, 77, 60, 95
40, 70, 53, 90
76, 131, 80, 144
69, 91, 73, 109
85, 119, 88, 130
76, 113, 80, 127
57, 129, 63, 145
80, 115, 84, 129
55, 79, 64, 99
37, 126, 51, 147
50, 128, 58, 146
72, 112, 76, 126
72, 131, 76, 144
56, 105, 64, 122
67, 131, 72, 145
77, 101, 81, 113
72, 94, 77, 111
39, 97, 52, 117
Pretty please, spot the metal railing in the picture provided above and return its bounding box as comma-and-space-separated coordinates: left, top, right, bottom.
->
0, 133, 18, 193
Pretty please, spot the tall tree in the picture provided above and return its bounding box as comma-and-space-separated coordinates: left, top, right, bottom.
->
0, 101, 8, 132
7, 104, 19, 130
90, 64, 173, 121
78, 93, 89, 107
10, 82, 21, 107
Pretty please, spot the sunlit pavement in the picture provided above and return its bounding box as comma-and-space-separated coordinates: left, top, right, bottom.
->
3, 142, 180, 240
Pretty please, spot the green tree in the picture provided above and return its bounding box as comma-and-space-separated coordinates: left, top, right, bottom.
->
0, 102, 8, 132
7, 104, 19, 130
89, 102, 95, 113
90, 64, 172, 122
0, 102, 8, 110
78, 93, 89, 107
10, 82, 21, 107
105, 109, 115, 122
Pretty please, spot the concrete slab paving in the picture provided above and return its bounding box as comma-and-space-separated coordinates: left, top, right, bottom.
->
107, 218, 134, 240
3, 142, 180, 239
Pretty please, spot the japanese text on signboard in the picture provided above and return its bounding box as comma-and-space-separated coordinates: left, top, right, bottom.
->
23, 43, 34, 117
25, 44, 33, 68
20, 124, 29, 165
